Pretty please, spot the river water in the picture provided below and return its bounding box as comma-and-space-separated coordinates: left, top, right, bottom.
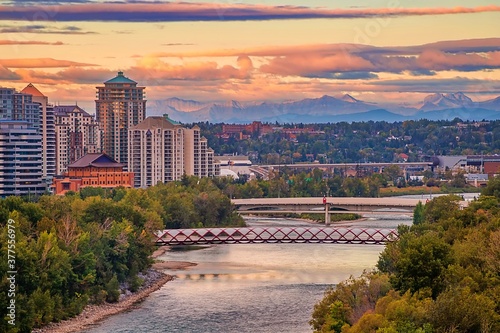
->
82, 214, 412, 333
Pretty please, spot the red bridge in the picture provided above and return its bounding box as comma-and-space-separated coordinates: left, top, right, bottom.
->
154, 227, 397, 246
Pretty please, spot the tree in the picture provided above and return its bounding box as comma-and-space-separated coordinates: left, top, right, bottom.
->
413, 201, 425, 225
482, 175, 500, 198
380, 232, 453, 298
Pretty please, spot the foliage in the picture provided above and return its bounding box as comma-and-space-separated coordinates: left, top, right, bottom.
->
198, 119, 500, 164
0, 177, 244, 332
311, 193, 500, 332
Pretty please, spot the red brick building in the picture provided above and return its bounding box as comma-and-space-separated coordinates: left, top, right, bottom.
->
52, 153, 134, 195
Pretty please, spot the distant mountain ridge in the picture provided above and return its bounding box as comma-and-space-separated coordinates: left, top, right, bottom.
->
148, 93, 500, 124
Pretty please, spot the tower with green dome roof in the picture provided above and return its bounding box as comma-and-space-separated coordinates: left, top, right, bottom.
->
96, 71, 146, 167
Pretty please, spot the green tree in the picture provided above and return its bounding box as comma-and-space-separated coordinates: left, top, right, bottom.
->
413, 201, 425, 225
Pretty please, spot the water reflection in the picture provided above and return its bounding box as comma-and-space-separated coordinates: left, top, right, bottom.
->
82, 215, 411, 333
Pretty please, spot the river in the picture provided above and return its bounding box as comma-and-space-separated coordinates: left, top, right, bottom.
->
82, 214, 412, 333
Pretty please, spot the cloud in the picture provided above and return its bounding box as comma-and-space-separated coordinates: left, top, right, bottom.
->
0, 24, 96, 34
158, 38, 497, 78
154, 38, 500, 58
371, 77, 500, 94
162, 43, 195, 47
0, 39, 63, 45
0, 58, 96, 68
0, 3, 498, 22
0, 65, 21, 80
305, 72, 379, 80
11, 67, 113, 85
126, 55, 254, 84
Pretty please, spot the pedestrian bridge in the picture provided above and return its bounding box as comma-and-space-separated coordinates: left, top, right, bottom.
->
154, 227, 397, 246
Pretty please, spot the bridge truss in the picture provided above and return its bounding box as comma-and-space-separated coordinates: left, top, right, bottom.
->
154, 227, 397, 246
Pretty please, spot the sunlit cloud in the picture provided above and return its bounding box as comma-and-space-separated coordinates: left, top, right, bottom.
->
145, 38, 500, 77
0, 3, 498, 22
0, 40, 64, 45
0, 58, 96, 68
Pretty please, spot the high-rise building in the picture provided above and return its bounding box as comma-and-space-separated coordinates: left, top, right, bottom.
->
128, 115, 218, 188
20, 84, 56, 184
96, 71, 146, 167
54, 105, 101, 175
0, 120, 46, 197
0, 87, 40, 129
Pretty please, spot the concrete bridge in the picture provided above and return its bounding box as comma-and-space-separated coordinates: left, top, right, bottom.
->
233, 197, 421, 212
155, 226, 397, 246
232, 197, 424, 223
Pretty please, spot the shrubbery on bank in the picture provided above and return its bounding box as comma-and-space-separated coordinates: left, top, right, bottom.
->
310, 177, 500, 333
0, 176, 244, 333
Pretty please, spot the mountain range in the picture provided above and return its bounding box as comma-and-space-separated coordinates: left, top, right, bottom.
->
148, 92, 500, 124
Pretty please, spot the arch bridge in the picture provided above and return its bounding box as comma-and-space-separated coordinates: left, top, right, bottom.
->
232, 197, 422, 213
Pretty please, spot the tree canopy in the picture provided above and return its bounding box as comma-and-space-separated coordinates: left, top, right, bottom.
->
311, 176, 500, 332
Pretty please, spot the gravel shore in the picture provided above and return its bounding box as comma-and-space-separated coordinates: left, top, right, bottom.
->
32, 246, 187, 333
32, 269, 173, 333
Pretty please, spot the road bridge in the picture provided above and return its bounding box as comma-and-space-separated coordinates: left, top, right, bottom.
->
232, 197, 421, 212
155, 227, 397, 246
261, 162, 430, 170
232, 197, 421, 223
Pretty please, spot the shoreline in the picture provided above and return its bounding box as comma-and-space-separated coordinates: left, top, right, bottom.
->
32, 270, 174, 333
33, 246, 195, 333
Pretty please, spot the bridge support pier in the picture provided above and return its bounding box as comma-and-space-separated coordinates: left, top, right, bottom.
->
325, 204, 331, 225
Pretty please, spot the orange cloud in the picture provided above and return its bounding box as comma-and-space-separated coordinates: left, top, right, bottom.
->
127, 56, 254, 84
0, 58, 96, 68
0, 40, 63, 45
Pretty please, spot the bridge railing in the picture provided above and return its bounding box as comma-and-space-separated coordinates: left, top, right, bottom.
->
155, 227, 398, 246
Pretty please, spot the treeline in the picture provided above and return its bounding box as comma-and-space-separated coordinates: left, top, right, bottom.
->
218, 166, 473, 199
197, 119, 500, 163
0, 176, 243, 332
310, 176, 500, 332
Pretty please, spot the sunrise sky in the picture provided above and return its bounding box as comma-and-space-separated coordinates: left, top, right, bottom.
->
0, 0, 499, 112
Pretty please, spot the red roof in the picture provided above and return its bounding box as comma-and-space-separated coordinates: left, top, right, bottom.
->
68, 153, 124, 168
21, 83, 45, 97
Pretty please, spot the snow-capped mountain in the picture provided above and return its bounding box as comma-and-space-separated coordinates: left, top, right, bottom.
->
420, 92, 473, 111
147, 93, 500, 123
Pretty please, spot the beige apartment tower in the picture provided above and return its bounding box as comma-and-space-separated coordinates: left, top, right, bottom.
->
128, 115, 217, 188
96, 71, 145, 167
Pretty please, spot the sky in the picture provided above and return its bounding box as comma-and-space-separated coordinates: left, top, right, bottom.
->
0, 0, 499, 113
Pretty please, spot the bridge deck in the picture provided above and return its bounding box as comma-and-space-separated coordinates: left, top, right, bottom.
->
155, 227, 397, 246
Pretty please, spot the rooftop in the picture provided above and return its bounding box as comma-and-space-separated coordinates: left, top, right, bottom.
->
54, 105, 93, 117
68, 153, 124, 168
133, 115, 181, 130
104, 71, 137, 85
21, 83, 45, 97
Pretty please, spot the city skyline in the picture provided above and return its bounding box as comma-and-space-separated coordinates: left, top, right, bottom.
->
0, 0, 499, 114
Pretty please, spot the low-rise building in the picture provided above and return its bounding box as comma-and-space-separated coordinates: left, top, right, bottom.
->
52, 153, 133, 195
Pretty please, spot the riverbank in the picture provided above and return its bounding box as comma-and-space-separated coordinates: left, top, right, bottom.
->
32, 270, 174, 333
33, 246, 196, 333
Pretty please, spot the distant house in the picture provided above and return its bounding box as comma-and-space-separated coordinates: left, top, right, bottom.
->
398, 153, 409, 162
52, 153, 134, 195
